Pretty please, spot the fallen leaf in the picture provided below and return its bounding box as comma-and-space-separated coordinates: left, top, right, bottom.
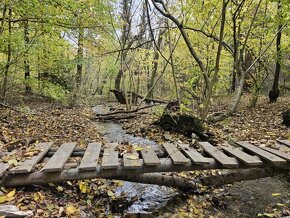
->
0, 196, 6, 203
107, 190, 114, 197
7, 159, 18, 166
7, 189, 16, 198
126, 154, 139, 160
56, 186, 64, 192
272, 193, 282, 196
134, 146, 143, 151
78, 181, 88, 193
65, 205, 78, 215
257, 213, 275, 217
276, 203, 285, 207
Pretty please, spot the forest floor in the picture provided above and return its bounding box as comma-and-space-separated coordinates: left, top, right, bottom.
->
0, 94, 289, 217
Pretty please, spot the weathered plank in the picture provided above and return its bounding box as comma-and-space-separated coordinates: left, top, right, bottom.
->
221, 145, 263, 166
79, 142, 101, 171
10, 142, 53, 174
198, 142, 238, 168
259, 147, 290, 162
162, 143, 190, 164
123, 150, 141, 169
277, 140, 290, 148
236, 141, 287, 165
41, 142, 76, 172
178, 143, 210, 164
140, 145, 160, 166
101, 143, 119, 169
0, 163, 10, 177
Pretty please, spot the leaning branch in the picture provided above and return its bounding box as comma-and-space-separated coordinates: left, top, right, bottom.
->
151, 0, 206, 73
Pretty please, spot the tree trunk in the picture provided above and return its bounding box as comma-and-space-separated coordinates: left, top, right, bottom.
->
148, 29, 165, 99
76, 28, 84, 91
24, 20, 32, 94
71, 27, 84, 106
201, 0, 228, 120
114, 0, 132, 91
167, 20, 180, 102
269, 1, 282, 103
1, 6, 11, 102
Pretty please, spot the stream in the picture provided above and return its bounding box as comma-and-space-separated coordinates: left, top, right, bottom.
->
93, 105, 290, 217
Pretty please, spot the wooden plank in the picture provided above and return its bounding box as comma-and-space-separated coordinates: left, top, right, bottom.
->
41, 142, 76, 172
221, 145, 263, 166
162, 143, 190, 164
101, 143, 119, 169
236, 141, 287, 165
274, 143, 290, 152
10, 142, 53, 174
79, 142, 101, 171
259, 146, 290, 162
123, 150, 141, 169
277, 140, 290, 148
178, 143, 210, 164
198, 142, 239, 168
0, 163, 10, 177
140, 145, 160, 166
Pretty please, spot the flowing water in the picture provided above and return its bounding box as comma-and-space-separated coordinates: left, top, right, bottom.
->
93, 105, 290, 217
93, 105, 177, 215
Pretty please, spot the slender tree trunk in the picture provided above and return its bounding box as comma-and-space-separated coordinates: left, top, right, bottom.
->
71, 28, 84, 106
201, 0, 228, 120
148, 29, 165, 99
1, 6, 12, 102
76, 28, 84, 91
228, 0, 262, 114
114, 0, 132, 91
24, 20, 32, 94
269, 0, 282, 103
231, 0, 244, 93
167, 21, 180, 102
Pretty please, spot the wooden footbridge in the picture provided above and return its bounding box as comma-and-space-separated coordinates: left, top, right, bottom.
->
0, 140, 290, 187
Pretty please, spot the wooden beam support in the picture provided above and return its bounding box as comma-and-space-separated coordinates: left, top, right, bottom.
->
3, 158, 290, 187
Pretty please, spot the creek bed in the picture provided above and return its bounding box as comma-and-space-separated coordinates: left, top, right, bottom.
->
93, 105, 290, 217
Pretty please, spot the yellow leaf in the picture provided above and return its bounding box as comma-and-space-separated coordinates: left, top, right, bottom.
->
38, 192, 45, 200
8, 159, 18, 166
65, 205, 78, 215
78, 181, 87, 193
56, 186, 64, 192
272, 193, 282, 196
5, 196, 14, 202
7, 189, 16, 198
107, 190, 114, 197
0, 196, 6, 203
257, 213, 275, 217
34, 193, 39, 201
134, 146, 143, 151
126, 154, 139, 160
23, 152, 35, 157
276, 203, 285, 207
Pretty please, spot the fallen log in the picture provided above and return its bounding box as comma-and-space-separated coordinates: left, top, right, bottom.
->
110, 167, 288, 190
96, 104, 155, 117
3, 157, 290, 187
95, 112, 147, 121
110, 89, 167, 104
